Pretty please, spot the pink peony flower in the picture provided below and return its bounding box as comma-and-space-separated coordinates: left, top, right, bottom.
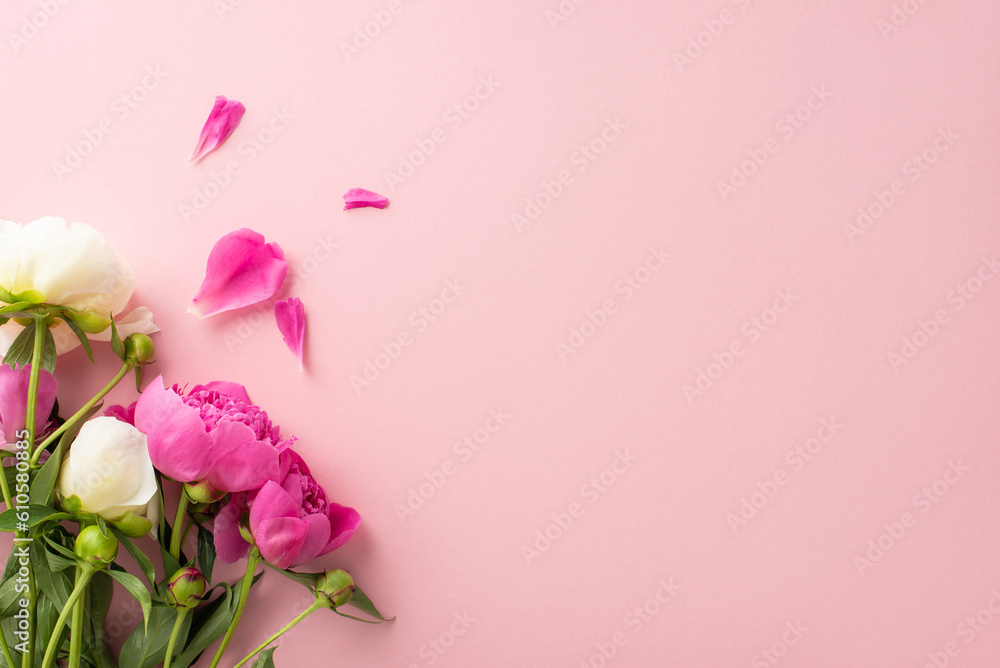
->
188, 229, 288, 319
214, 449, 360, 569
274, 298, 306, 371
0, 364, 56, 447
189, 95, 246, 162
342, 187, 389, 211
132, 376, 283, 497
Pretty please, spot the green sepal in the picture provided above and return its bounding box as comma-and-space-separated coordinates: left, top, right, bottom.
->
109, 317, 124, 360
343, 586, 394, 623
251, 647, 277, 668
60, 312, 95, 363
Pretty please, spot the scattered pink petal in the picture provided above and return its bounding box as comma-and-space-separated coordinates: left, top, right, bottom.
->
343, 188, 389, 211
188, 229, 287, 318
189, 95, 246, 162
274, 298, 306, 371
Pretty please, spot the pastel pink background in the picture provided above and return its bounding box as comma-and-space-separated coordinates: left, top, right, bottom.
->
2, 1, 1000, 666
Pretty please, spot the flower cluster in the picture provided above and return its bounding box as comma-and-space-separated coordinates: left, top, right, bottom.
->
0, 218, 389, 668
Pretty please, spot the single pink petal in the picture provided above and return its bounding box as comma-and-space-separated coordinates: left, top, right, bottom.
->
104, 401, 136, 425
213, 495, 250, 563
343, 188, 389, 211
248, 480, 298, 532
254, 517, 307, 569
189, 95, 246, 162
324, 502, 362, 551
290, 514, 331, 567
134, 375, 212, 482
0, 364, 56, 440
274, 298, 306, 371
188, 229, 287, 318
205, 421, 280, 492
199, 381, 252, 404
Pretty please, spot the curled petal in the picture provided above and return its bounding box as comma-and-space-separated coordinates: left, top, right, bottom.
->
134, 376, 211, 482
189, 95, 246, 162
249, 480, 298, 530
188, 229, 287, 318
213, 494, 250, 563
291, 513, 331, 567
274, 298, 306, 371
343, 188, 389, 210
205, 421, 281, 492
254, 517, 307, 570
325, 502, 362, 552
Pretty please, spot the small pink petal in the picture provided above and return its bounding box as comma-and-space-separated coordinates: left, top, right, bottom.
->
343, 188, 389, 211
189, 95, 246, 162
205, 421, 281, 493
188, 229, 287, 318
274, 298, 306, 371
254, 517, 307, 570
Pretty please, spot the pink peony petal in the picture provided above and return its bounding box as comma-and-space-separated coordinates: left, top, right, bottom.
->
188, 229, 287, 318
249, 480, 298, 530
291, 513, 332, 567
254, 516, 308, 570
199, 381, 252, 404
205, 421, 281, 493
189, 95, 246, 162
134, 376, 212, 482
0, 364, 56, 443
324, 502, 362, 551
213, 494, 249, 563
343, 187, 389, 211
274, 298, 306, 371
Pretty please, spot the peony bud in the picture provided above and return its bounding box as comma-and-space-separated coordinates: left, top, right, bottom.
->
184, 480, 223, 505
124, 333, 156, 364
316, 569, 354, 609
64, 310, 112, 334
167, 567, 208, 609
74, 525, 119, 567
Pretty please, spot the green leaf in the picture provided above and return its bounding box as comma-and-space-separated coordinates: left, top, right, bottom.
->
34, 541, 74, 609
34, 592, 67, 660
83, 571, 116, 668
2, 321, 35, 368
196, 524, 216, 584
60, 314, 95, 363
0, 574, 22, 618
345, 585, 395, 622
110, 317, 124, 360
0, 505, 70, 532
28, 440, 64, 506
108, 569, 152, 633
134, 366, 143, 392
267, 564, 321, 591
251, 647, 277, 668
40, 324, 56, 373
111, 528, 157, 587
119, 606, 189, 668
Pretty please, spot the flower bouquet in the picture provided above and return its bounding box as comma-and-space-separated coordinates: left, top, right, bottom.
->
0, 218, 390, 668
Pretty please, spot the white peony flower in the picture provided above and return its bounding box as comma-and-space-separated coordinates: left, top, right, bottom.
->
0, 216, 158, 355
57, 416, 161, 536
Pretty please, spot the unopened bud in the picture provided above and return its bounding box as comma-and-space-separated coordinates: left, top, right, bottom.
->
74, 525, 119, 567
65, 310, 112, 334
167, 567, 208, 609
124, 333, 156, 364
316, 570, 355, 608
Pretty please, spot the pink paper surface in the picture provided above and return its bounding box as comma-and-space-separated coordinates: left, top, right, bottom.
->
2, 1, 999, 666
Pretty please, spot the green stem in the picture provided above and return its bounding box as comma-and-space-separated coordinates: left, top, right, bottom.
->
232, 601, 322, 668
39, 565, 95, 668
68, 569, 86, 668
24, 320, 46, 457
18, 558, 34, 668
30, 360, 133, 466
163, 608, 189, 668
169, 492, 190, 561
208, 549, 261, 668
0, 457, 14, 511
0, 620, 16, 668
